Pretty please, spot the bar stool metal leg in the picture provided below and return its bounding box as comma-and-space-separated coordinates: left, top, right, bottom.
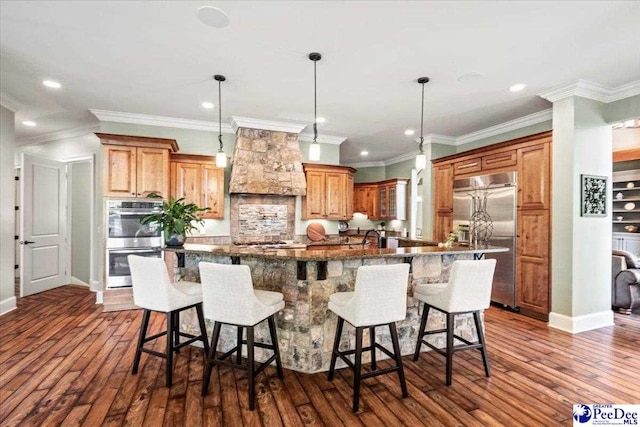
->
132, 309, 151, 374
202, 321, 221, 396
327, 317, 345, 381
369, 327, 377, 371
353, 326, 364, 412
413, 304, 430, 361
389, 322, 408, 398
473, 310, 491, 377
445, 312, 454, 386
166, 311, 174, 387
236, 327, 244, 364
268, 316, 284, 379
247, 326, 256, 410
173, 311, 180, 354
195, 303, 210, 357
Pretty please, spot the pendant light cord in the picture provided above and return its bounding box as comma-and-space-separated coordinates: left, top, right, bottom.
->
313, 59, 318, 143
419, 81, 425, 154
218, 78, 223, 150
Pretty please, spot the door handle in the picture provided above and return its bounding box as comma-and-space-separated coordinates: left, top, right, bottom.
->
20, 240, 35, 245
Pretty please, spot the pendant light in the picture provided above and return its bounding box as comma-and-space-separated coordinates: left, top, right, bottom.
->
308, 52, 322, 161
415, 77, 430, 171
214, 74, 227, 168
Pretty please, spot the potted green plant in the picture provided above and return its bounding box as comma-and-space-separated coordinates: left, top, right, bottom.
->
140, 194, 209, 247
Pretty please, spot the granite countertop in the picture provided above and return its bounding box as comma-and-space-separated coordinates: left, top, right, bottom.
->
168, 243, 508, 261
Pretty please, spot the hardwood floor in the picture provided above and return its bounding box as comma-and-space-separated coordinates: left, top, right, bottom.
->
1, 285, 639, 426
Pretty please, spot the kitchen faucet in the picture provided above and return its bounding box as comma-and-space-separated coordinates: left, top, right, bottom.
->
362, 229, 382, 249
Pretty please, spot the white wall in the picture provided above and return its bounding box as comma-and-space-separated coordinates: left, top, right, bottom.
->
0, 106, 17, 314
70, 162, 92, 284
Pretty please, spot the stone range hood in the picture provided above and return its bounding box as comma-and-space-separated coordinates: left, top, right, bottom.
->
229, 126, 307, 196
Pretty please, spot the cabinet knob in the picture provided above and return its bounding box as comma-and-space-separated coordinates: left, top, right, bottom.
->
131, 193, 135, 195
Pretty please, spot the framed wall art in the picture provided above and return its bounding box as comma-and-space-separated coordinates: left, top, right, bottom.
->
581, 174, 607, 217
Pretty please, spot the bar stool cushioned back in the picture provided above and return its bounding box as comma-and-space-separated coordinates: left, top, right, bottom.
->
413, 259, 496, 386
327, 262, 410, 412
199, 262, 285, 410
128, 255, 209, 387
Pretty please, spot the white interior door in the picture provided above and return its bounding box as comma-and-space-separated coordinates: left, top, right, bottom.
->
20, 154, 68, 296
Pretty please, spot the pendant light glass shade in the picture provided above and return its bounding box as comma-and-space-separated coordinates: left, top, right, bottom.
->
415, 77, 430, 171
214, 74, 227, 168
309, 52, 322, 161
415, 153, 427, 170
309, 141, 321, 161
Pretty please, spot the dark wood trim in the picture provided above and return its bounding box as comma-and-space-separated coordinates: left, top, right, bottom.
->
95, 132, 179, 152
613, 147, 640, 162
170, 153, 217, 164
431, 130, 552, 165
302, 163, 357, 174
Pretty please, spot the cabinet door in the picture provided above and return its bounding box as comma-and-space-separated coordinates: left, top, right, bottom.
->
379, 186, 388, 218
137, 147, 169, 198
171, 162, 201, 206
388, 185, 397, 218
624, 235, 640, 257
367, 186, 380, 219
434, 211, 453, 242
202, 165, 225, 219
482, 150, 517, 170
104, 145, 137, 197
353, 186, 366, 214
303, 171, 326, 218
344, 173, 354, 219
434, 164, 454, 211
517, 143, 550, 210
454, 157, 482, 176
325, 172, 344, 218
516, 209, 550, 318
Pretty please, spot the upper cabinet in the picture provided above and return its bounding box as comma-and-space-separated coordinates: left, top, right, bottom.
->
353, 179, 408, 220
353, 183, 379, 219
302, 163, 356, 220
433, 163, 454, 241
517, 142, 550, 210
170, 154, 225, 219
98, 133, 178, 198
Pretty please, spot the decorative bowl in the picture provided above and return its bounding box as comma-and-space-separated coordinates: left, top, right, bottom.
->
624, 202, 636, 211
625, 225, 639, 233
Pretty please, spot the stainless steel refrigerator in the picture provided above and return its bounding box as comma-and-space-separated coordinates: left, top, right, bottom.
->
453, 172, 517, 309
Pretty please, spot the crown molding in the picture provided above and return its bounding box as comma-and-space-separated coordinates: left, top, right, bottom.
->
384, 150, 421, 166
539, 79, 640, 103
454, 109, 552, 146
231, 116, 307, 134
424, 134, 457, 146
609, 80, 640, 102
15, 124, 100, 146
298, 132, 346, 145
346, 160, 386, 168
0, 92, 26, 112
90, 109, 235, 133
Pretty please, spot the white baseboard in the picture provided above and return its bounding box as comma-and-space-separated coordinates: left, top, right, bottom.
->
70, 276, 90, 287
0, 296, 17, 316
95, 291, 103, 304
548, 310, 614, 333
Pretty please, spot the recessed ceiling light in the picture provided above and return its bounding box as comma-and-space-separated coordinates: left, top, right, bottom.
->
201, 102, 214, 109
360, 150, 369, 156
509, 83, 527, 92
196, 6, 230, 28
316, 117, 326, 123
22, 121, 36, 127
43, 80, 61, 89
404, 129, 415, 136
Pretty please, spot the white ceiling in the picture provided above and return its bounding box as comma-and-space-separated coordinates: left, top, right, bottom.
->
1, 1, 639, 164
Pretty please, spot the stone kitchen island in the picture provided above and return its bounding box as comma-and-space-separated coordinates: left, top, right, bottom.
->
166, 243, 508, 374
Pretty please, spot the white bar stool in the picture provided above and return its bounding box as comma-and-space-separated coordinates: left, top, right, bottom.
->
128, 255, 209, 387
412, 259, 496, 386
198, 262, 285, 411
327, 263, 410, 412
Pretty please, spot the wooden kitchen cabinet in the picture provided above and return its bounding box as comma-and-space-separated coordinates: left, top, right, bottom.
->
302, 163, 356, 220
516, 209, 550, 319
517, 142, 550, 210
353, 184, 379, 219
379, 179, 408, 220
170, 154, 225, 219
431, 131, 552, 319
433, 163, 454, 241
98, 133, 178, 199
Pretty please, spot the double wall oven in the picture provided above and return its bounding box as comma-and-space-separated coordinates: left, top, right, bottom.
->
106, 199, 164, 288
